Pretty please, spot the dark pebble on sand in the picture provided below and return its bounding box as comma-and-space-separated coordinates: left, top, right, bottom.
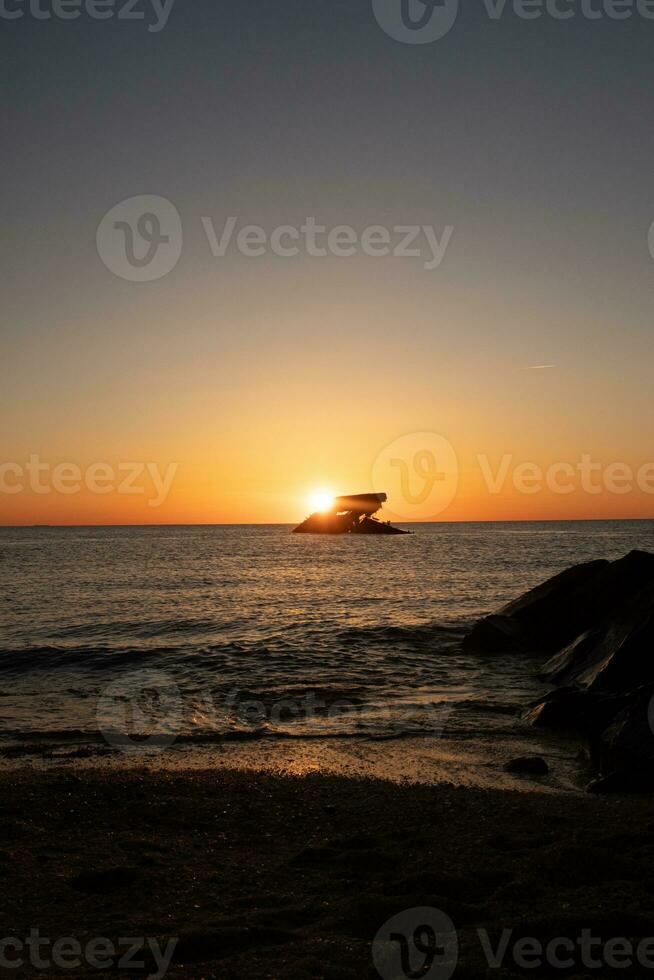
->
503, 756, 549, 775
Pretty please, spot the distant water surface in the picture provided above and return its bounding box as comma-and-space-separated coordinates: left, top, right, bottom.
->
1, 521, 652, 787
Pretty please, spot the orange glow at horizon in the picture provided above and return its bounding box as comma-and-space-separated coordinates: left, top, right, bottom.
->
2, 279, 654, 527
1, 447, 653, 526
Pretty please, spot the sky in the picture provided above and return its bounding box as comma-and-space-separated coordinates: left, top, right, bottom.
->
2, 0, 654, 524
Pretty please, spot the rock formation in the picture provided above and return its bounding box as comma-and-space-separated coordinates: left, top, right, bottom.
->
463, 550, 654, 792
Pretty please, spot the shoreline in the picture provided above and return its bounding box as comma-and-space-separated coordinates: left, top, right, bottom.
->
0, 730, 587, 794
2, 765, 653, 978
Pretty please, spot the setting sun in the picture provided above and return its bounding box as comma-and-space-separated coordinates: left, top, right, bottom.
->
308, 490, 335, 513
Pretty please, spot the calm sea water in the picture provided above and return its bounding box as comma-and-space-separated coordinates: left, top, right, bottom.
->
0, 521, 652, 782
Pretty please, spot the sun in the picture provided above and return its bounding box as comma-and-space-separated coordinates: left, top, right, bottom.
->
308, 489, 335, 513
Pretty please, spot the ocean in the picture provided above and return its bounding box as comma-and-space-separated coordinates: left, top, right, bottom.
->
1, 520, 652, 787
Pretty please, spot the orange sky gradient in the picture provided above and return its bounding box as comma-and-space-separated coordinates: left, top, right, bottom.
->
3, 248, 653, 528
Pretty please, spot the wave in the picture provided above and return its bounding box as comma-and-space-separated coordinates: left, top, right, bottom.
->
0, 645, 176, 675
0, 620, 469, 676
0, 723, 532, 751
335, 622, 466, 646
48, 617, 224, 641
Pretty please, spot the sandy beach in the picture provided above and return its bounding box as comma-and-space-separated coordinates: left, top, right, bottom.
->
2, 765, 654, 978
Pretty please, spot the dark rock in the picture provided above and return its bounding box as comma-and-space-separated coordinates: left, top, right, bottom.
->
541, 581, 654, 692
522, 688, 587, 729
482, 549, 654, 791
463, 559, 607, 653
462, 614, 526, 654
463, 550, 654, 655
523, 687, 631, 734
526, 617, 654, 786
503, 756, 549, 776
540, 626, 608, 683
592, 684, 654, 782
587, 770, 654, 794
499, 558, 607, 649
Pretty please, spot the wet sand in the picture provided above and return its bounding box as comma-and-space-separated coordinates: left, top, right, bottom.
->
2, 766, 654, 978
0, 722, 587, 793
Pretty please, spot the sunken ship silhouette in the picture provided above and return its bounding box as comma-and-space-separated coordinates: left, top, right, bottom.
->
293, 493, 408, 535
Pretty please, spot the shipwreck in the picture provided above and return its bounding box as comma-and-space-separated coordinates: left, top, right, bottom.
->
293, 493, 408, 535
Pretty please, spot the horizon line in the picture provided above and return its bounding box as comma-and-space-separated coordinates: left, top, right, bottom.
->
1, 516, 653, 529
